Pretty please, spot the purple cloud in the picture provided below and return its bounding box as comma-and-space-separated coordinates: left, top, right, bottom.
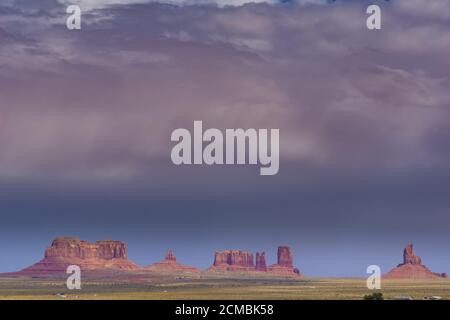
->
0, 0, 449, 179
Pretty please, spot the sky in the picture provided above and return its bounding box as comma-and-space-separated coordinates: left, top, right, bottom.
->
0, 0, 449, 276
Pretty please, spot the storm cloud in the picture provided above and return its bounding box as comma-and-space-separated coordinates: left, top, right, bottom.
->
0, 0, 449, 275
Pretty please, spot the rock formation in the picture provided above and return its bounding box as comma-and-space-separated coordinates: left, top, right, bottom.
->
17, 237, 139, 275
255, 252, 267, 271
209, 246, 301, 276
403, 244, 422, 265
13, 238, 304, 278
277, 246, 293, 267
165, 250, 176, 262
384, 244, 447, 279
145, 250, 199, 273
267, 246, 301, 276
210, 250, 255, 271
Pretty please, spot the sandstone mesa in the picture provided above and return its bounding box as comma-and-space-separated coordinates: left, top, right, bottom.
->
17, 237, 138, 275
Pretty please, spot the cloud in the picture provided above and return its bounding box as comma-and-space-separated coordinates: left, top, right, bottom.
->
56, 0, 279, 10
393, 0, 450, 20
0, 0, 449, 180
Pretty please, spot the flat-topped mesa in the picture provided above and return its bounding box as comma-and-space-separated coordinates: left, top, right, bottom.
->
384, 244, 447, 279
211, 250, 255, 271
44, 238, 128, 260
255, 252, 267, 272
145, 250, 199, 273
18, 237, 139, 275
268, 246, 301, 276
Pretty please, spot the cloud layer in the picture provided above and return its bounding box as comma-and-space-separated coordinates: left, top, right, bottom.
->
1, 0, 449, 179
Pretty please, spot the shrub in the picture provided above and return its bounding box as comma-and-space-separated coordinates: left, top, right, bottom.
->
364, 292, 384, 300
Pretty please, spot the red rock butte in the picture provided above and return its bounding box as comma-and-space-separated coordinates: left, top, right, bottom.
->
209, 246, 301, 276
211, 250, 255, 271
384, 244, 447, 279
17, 237, 139, 275
267, 246, 300, 276
255, 252, 267, 271
145, 250, 199, 273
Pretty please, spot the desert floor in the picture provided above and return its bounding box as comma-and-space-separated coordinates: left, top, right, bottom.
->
1, 272, 449, 300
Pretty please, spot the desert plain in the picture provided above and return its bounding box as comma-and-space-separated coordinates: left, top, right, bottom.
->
1, 272, 450, 300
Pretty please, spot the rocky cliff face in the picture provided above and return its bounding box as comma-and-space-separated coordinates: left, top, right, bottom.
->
44, 238, 128, 260
384, 244, 447, 279
402, 244, 421, 265
145, 250, 199, 273
212, 250, 255, 271
255, 252, 267, 271
19, 237, 138, 275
